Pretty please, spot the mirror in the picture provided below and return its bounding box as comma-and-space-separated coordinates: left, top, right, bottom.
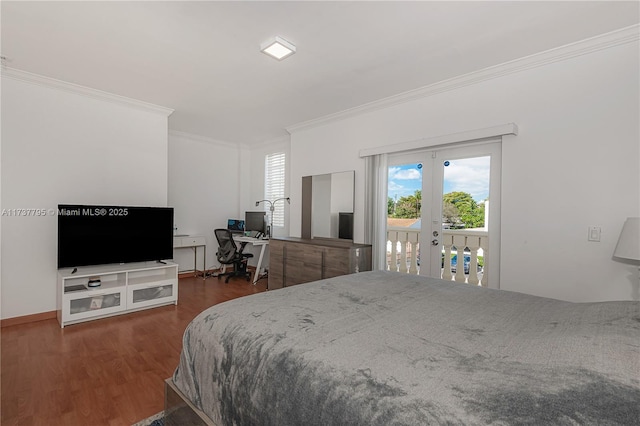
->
301, 171, 355, 240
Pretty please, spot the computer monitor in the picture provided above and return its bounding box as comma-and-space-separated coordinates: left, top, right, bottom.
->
245, 211, 266, 235
227, 219, 245, 233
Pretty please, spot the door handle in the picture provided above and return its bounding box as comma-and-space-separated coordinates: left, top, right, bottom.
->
431, 239, 439, 246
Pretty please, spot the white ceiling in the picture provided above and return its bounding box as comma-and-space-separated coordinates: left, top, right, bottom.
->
2, 1, 638, 145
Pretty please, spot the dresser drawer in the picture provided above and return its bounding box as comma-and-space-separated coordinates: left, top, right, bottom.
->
62, 286, 126, 323
127, 279, 177, 309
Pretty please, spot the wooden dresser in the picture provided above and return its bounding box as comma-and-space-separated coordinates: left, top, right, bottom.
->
268, 237, 372, 290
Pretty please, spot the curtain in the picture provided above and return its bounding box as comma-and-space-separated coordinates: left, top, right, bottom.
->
364, 153, 388, 270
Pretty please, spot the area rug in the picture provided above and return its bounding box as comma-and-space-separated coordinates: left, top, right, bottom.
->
131, 410, 164, 426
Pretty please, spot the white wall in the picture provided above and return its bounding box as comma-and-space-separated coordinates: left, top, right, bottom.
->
288, 39, 639, 302
167, 133, 291, 273
167, 132, 242, 271
1, 75, 171, 319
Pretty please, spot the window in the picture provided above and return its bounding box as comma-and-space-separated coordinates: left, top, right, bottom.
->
265, 152, 286, 227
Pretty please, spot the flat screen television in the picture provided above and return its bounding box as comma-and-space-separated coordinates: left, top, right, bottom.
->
57, 204, 174, 268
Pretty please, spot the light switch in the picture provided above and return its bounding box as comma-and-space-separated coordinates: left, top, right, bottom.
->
588, 226, 601, 242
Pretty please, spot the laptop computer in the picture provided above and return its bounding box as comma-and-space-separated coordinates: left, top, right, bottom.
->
227, 219, 245, 233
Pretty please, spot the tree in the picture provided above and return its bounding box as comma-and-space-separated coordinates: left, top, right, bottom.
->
442, 202, 461, 227
390, 190, 421, 219
442, 191, 484, 228
388, 197, 395, 215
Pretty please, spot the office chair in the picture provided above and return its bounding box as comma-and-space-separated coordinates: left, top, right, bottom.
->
214, 229, 254, 283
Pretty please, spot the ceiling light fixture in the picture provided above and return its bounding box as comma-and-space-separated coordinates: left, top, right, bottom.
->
260, 36, 296, 61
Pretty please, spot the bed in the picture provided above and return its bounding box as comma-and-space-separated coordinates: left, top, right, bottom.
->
170, 270, 640, 425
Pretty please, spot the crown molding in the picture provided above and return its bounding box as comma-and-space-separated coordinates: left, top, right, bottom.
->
287, 24, 639, 135
168, 130, 246, 149
1, 67, 174, 116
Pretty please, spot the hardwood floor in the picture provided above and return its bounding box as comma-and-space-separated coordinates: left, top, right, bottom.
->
1, 274, 267, 426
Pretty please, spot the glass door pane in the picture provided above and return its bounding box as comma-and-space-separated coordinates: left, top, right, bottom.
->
439, 151, 493, 286
387, 153, 428, 275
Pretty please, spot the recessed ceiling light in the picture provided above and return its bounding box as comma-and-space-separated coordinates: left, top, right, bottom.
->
260, 36, 296, 61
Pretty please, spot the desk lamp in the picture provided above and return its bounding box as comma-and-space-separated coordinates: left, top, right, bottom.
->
255, 197, 290, 238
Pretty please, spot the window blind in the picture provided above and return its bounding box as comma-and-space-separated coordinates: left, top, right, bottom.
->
265, 152, 286, 227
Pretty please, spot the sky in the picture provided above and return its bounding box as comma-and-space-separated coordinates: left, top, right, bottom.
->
388, 156, 490, 202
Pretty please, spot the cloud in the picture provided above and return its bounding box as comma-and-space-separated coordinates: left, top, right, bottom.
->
443, 157, 490, 201
387, 158, 490, 201
390, 168, 421, 180
388, 181, 404, 191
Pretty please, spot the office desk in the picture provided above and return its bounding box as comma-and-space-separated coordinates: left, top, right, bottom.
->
173, 235, 206, 279
233, 235, 269, 285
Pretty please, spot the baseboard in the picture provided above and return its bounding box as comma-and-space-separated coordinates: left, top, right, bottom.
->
178, 268, 221, 279
178, 271, 204, 279
177, 266, 256, 279
1, 310, 56, 328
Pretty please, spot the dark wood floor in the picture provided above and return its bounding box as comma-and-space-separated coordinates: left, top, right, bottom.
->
1, 274, 268, 426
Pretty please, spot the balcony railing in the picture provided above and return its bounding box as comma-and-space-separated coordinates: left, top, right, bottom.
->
386, 227, 489, 286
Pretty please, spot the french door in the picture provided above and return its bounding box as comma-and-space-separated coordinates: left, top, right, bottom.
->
387, 141, 501, 288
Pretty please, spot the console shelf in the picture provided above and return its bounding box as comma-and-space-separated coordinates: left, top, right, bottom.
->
57, 261, 178, 328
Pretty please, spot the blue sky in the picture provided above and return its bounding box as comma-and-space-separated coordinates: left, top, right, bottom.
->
388, 156, 490, 202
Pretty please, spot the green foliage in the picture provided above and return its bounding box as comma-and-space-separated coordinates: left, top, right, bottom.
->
443, 191, 484, 228
389, 190, 422, 219
442, 202, 461, 227
388, 190, 484, 229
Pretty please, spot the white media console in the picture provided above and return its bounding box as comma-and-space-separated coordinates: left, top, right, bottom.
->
57, 261, 178, 328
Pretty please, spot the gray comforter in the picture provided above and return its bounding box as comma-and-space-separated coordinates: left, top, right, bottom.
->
173, 271, 640, 425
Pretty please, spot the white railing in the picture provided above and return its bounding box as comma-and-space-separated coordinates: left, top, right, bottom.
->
386, 227, 489, 286
387, 227, 420, 275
